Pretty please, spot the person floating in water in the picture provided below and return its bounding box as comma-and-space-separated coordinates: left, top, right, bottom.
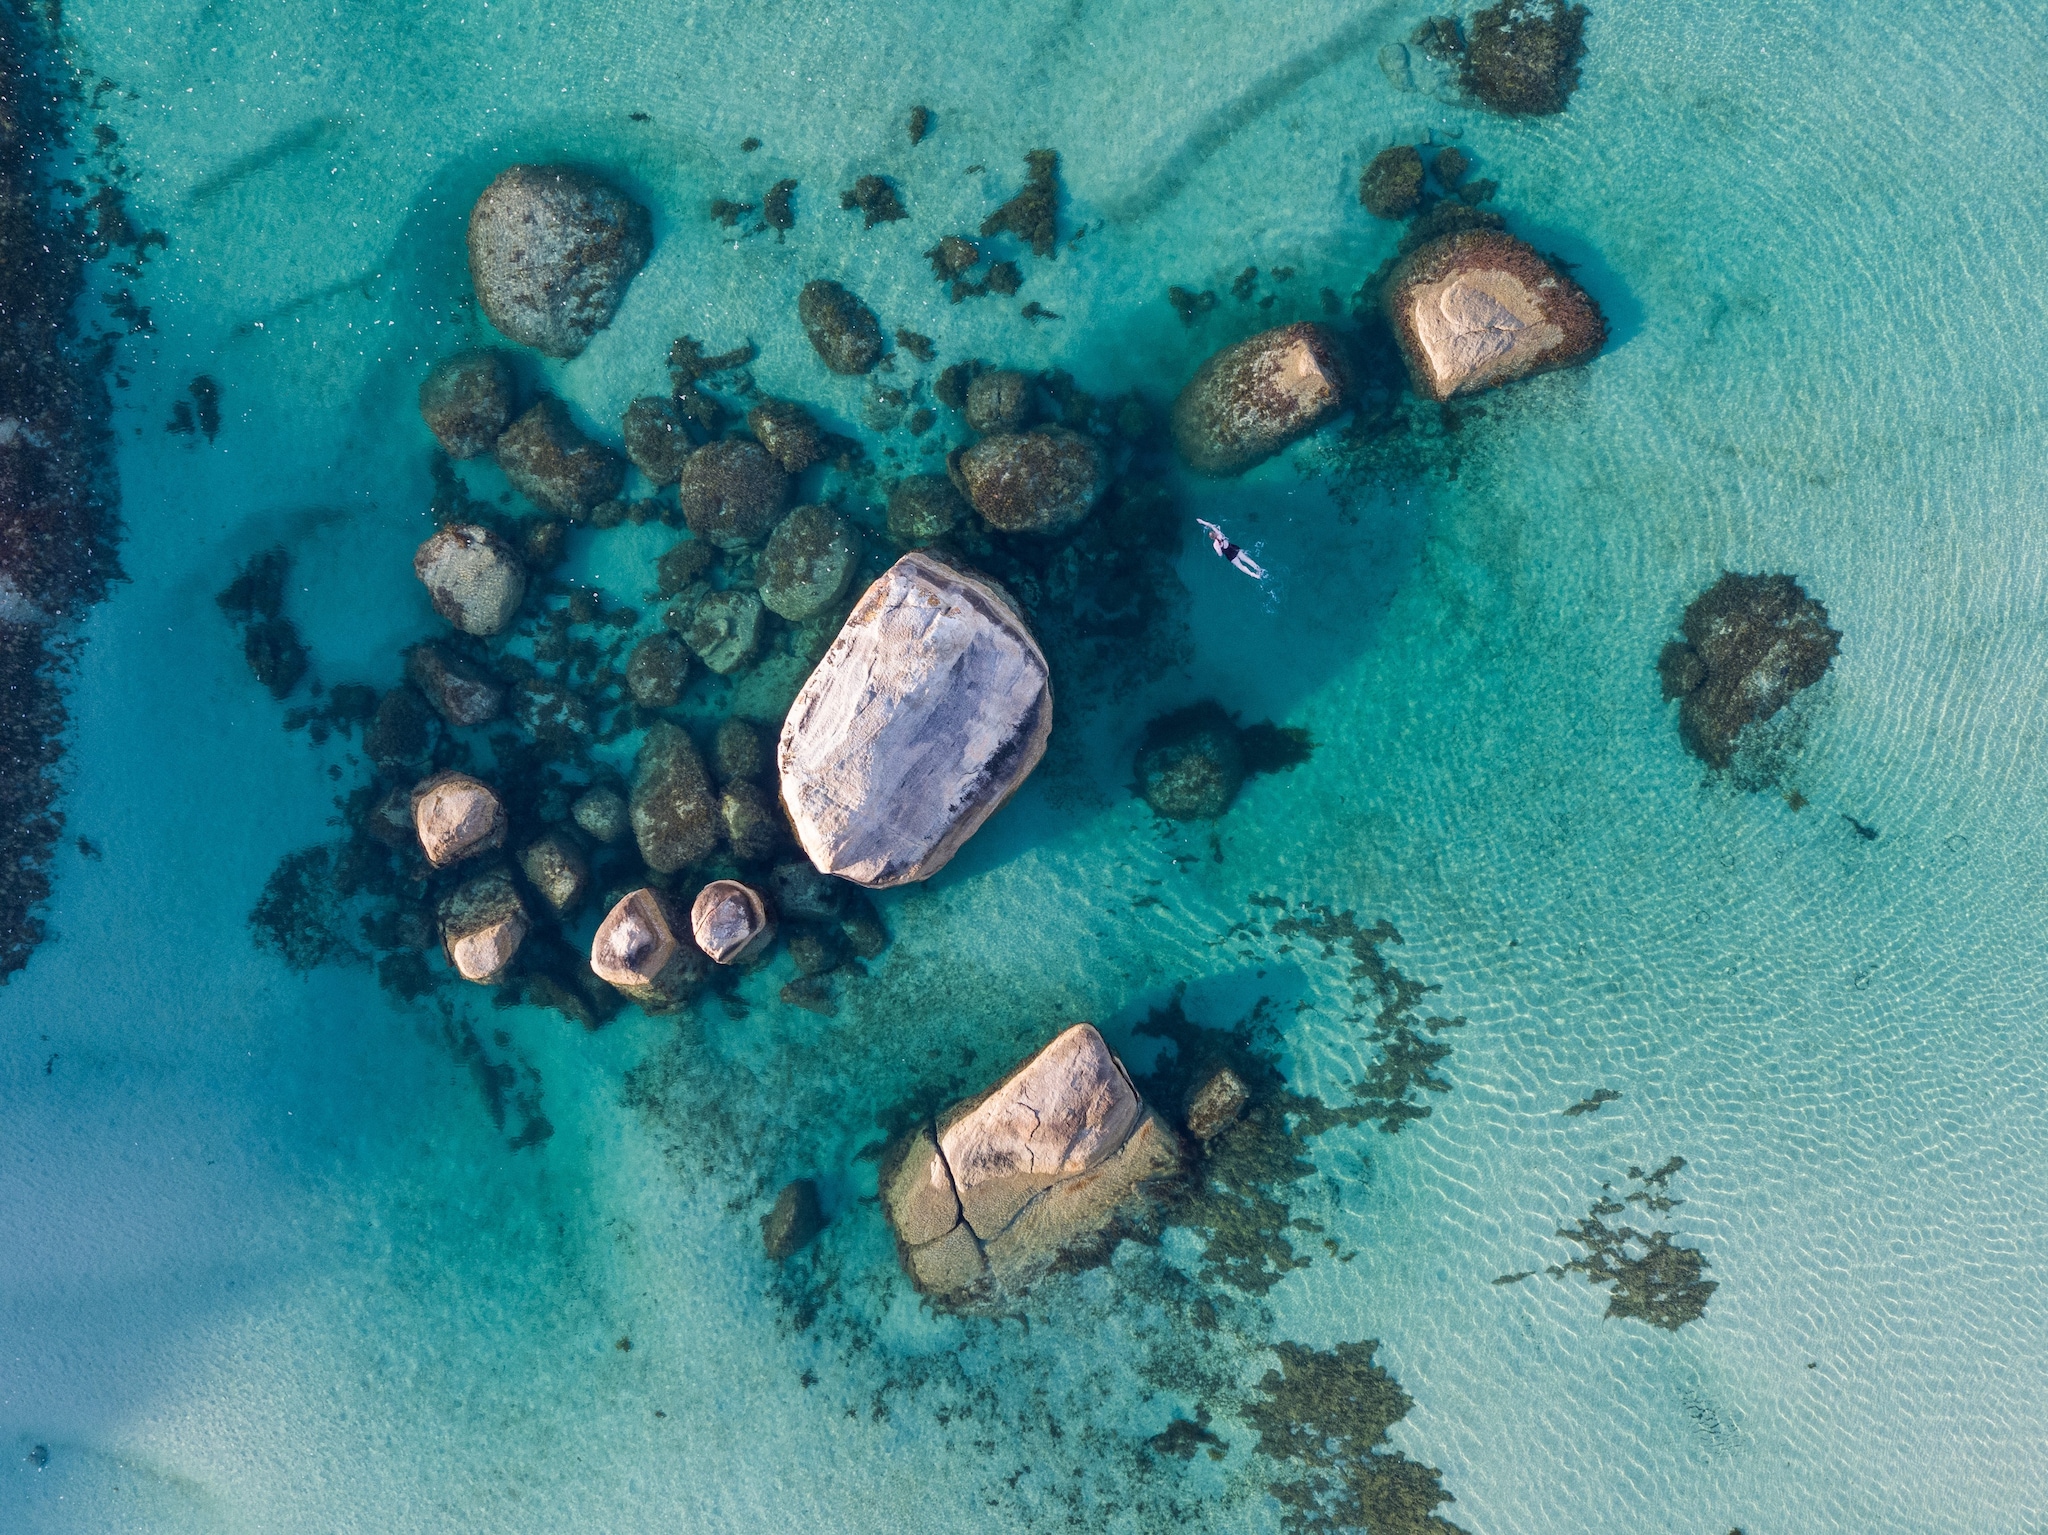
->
1196, 518, 1266, 581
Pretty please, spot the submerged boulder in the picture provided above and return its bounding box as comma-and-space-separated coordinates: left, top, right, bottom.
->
496, 396, 625, 518
1136, 705, 1246, 820
411, 771, 507, 868
720, 781, 782, 861
746, 399, 827, 474
798, 279, 885, 375
1170, 322, 1350, 476
761, 1179, 826, 1260
950, 427, 1106, 534
1184, 1066, 1249, 1140
1464, 0, 1588, 116
1659, 572, 1841, 770
882, 1023, 1185, 1308
1382, 228, 1606, 402
467, 165, 652, 358
418, 350, 515, 459
1360, 145, 1425, 219
758, 504, 858, 621
438, 868, 529, 983
690, 878, 776, 964
886, 474, 966, 547
589, 887, 705, 1011
414, 525, 528, 636
964, 369, 1030, 435
518, 831, 589, 914
682, 588, 764, 675
778, 552, 1052, 887
630, 720, 721, 872
405, 642, 504, 728
625, 632, 691, 708
678, 438, 789, 549
571, 785, 630, 845
621, 396, 692, 486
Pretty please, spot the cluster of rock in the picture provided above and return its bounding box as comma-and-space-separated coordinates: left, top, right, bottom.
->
882, 1024, 1186, 1308
1379, 4, 1590, 116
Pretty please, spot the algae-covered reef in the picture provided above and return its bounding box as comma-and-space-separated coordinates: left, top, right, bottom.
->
0, 10, 124, 978
1544, 1157, 1717, 1330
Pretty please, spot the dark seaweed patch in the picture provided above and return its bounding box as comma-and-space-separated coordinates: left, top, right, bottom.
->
1545, 1158, 1717, 1330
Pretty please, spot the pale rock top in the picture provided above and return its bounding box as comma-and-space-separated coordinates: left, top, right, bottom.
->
590, 889, 679, 987
778, 552, 1051, 888
1405, 270, 1564, 398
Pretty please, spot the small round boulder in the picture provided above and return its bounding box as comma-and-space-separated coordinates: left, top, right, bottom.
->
798, 279, 884, 375
571, 786, 630, 845
951, 427, 1106, 535
683, 588, 764, 675
1360, 145, 1425, 219
467, 165, 652, 358
621, 396, 692, 486
590, 887, 706, 1011
439, 868, 529, 983
1135, 704, 1246, 821
690, 879, 776, 965
496, 396, 625, 518
714, 717, 767, 783
626, 632, 691, 708
518, 831, 590, 914
886, 474, 966, 547
418, 350, 514, 459
411, 771, 508, 867
965, 369, 1030, 434
747, 399, 826, 473
1170, 322, 1351, 477
414, 525, 528, 636
757, 504, 858, 621
679, 438, 789, 549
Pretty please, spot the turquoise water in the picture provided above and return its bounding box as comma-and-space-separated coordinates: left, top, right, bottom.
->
7, 0, 2048, 1530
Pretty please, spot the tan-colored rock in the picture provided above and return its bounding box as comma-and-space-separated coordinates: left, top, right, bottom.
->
590, 887, 706, 1011
413, 525, 528, 636
410, 771, 506, 868
405, 642, 505, 727
689, 879, 775, 964
1382, 228, 1607, 402
518, 831, 589, 914
777, 552, 1051, 888
1184, 1066, 1249, 1140
882, 1023, 1184, 1310
438, 868, 529, 983
1170, 322, 1350, 477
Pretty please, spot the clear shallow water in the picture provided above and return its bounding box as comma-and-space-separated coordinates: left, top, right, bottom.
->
6, 0, 2048, 1530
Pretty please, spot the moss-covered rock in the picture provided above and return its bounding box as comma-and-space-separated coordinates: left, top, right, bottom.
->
496, 396, 625, 517
950, 427, 1106, 534
625, 631, 691, 707
621, 395, 692, 486
798, 279, 885, 375
757, 504, 858, 621
467, 165, 651, 358
965, 368, 1030, 434
886, 473, 966, 547
679, 438, 789, 549
1464, 0, 1589, 115
980, 149, 1060, 257
1659, 572, 1839, 770
629, 721, 721, 872
1359, 145, 1424, 219
419, 349, 514, 459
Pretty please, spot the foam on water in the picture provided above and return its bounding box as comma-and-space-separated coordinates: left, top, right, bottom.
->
6, 0, 2048, 1530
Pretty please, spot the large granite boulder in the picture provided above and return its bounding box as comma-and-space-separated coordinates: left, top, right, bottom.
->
758, 504, 858, 621
678, 438, 789, 549
496, 396, 625, 518
414, 525, 527, 636
1170, 322, 1350, 476
1382, 229, 1606, 402
690, 879, 775, 964
797, 279, 884, 375
777, 552, 1051, 887
882, 1024, 1184, 1307
418, 350, 514, 459
950, 427, 1106, 534
590, 887, 705, 1011
1658, 572, 1841, 769
410, 771, 507, 868
438, 868, 529, 983
467, 165, 652, 358
630, 720, 721, 872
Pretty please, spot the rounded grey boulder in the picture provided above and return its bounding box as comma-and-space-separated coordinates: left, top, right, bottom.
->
413, 524, 527, 636
951, 427, 1106, 534
679, 438, 789, 549
798, 279, 884, 375
1170, 322, 1350, 477
418, 350, 514, 459
690, 879, 776, 965
758, 504, 858, 621
467, 165, 652, 358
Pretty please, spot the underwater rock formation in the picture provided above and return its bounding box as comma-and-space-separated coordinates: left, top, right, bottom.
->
621, 396, 691, 486
745, 398, 825, 474
1464, 0, 1588, 115
885, 474, 966, 547
682, 588, 764, 674
761, 1179, 825, 1260
1659, 572, 1840, 770
572, 785, 629, 845
757, 504, 858, 621
882, 1023, 1185, 1308
438, 867, 529, 983
714, 717, 767, 782
414, 524, 528, 636
965, 369, 1030, 434
590, 886, 705, 1011
467, 164, 652, 357
1383, 228, 1606, 401
621, 631, 688, 708
797, 279, 885, 375
1360, 145, 1425, 219
678, 438, 789, 549
410, 771, 507, 868
778, 552, 1051, 888
518, 831, 589, 914
1184, 1066, 1249, 1140
496, 396, 625, 518
418, 350, 514, 459
690, 878, 775, 964
405, 642, 504, 727
630, 720, 721, 873
1136, 701, 1313, 820
1170, 322, 1352, 476
719, 782, 780, 860
951, 427, 1106, 534
980, 149, 1060, 257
